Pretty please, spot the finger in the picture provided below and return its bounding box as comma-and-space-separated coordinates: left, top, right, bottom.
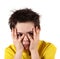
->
12, 28, 17, 40
11, 28, 15, 39
11, 29, 17, 44
27, 33, 33, 42
35, 26, 40, 41
15, 28, 17, 39
18, 34, 25, 42
32, 28, 36, 40
32, 28, 36, 36
36, 26, 40, 34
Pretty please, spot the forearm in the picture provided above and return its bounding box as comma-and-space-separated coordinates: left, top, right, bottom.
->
31, 50, 41, 59
14, 50, 23, 59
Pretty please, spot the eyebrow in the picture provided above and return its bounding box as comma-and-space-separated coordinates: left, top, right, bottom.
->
27, 31, 33, 34
17, 31, 33, 34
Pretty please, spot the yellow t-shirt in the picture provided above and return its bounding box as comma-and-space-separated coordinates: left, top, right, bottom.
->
4, 40, 56, 59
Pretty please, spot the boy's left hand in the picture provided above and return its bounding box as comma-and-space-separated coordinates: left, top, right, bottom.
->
27, 27, 40, 51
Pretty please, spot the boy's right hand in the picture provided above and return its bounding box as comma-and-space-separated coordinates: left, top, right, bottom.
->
11, 28, 24, 52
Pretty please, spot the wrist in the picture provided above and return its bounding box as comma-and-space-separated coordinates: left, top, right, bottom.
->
30, 49, 38, 53
30, 49, 40, 59
16, 49, 23, 53
14, 49, 23, 59
30, 48, 37, 52
16, 47, 23, 51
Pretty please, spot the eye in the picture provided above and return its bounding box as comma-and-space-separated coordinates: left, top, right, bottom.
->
17, 32, 23, 38
19, 33, 23, 36
28, 32, 33, 36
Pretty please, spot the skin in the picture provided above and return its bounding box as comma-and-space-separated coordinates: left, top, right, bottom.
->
11, 22, 41, 59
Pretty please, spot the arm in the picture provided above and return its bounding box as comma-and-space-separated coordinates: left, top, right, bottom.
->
27, 27, 41, 59
4, 28, 24, 59
31, 49, 41, 59
14, 50, 23, 59
12, 28, 24, 59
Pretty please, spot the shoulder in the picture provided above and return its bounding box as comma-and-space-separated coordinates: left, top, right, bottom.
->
4, 44, 16, 59
38, 40, 56, 58
5, 44, 16, 54
38, 40, 56, 50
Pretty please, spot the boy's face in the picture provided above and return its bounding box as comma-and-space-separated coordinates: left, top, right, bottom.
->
15, 22, 35, 50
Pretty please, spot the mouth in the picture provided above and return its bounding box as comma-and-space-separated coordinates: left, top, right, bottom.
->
22, 43, 30, 50
23, 44, 29, 50
22, 39, 30, 50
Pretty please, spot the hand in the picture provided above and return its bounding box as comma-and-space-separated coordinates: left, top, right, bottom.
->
11, 28, 24, 52
27, 27, 40, 51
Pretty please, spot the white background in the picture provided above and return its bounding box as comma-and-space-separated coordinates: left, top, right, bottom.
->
0, 0, 60, 59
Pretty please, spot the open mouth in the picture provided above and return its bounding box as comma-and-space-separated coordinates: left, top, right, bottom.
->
23, 43, 30, 50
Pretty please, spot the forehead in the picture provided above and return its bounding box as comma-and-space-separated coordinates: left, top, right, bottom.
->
15, 22, 34, 33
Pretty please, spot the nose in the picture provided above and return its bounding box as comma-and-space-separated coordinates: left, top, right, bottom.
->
23, 35, 28, 41
23, 35, 29, 44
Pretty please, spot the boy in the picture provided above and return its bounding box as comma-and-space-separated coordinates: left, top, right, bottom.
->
5, 8, 56, 59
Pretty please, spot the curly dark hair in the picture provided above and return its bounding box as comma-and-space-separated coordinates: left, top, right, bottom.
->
9, 8, 40, 30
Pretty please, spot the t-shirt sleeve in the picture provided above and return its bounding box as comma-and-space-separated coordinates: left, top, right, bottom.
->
4, 47, 15, 59
42, 43, 57, 59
